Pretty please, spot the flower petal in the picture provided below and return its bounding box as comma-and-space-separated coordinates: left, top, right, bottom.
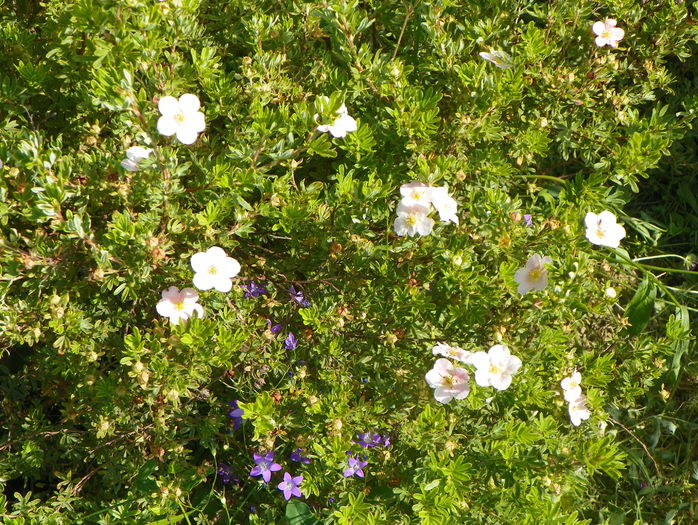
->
592, 21, 607, 36
188, 111, 206, 133
213, 277, 233, 293
176, 127, 199, 145
178, 93, 201, 113
193, 272, 216, 290
158, 96, 180, 116
157, 115, 178, 137
190, 252, 210, 273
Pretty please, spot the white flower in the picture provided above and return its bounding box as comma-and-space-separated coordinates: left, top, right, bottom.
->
605, 287, 617, 299
432, 343, 472, 364
593, 19, 625, 48
425, 358, 471, 403
399, 182, 433, 208
470, 344, 522, 391
430, 187, 459, 225
584, 211, 626, 248
156, 286, 204, 325
120, 146, 153, 172
568, 395, 591, 426
316, 104, 357, 138
514, 254, 552, 295
157, 94, 206, 145
560, 371, 583, 402
393, 203, 434, 237
478, 50, 513, 69
190, 246, 241, 292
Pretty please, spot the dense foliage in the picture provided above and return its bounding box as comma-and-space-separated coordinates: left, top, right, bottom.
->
1, 0, 697, 523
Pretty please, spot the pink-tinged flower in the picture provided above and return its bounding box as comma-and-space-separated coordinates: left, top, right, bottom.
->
393, 203, 434, 237
399, 182, 433, 208
593, 19, 625, 48
584, 211, 626, 248
470, 344, 522, 391
157, 94, 206, 145
430, 187, 459, 225
316, 104, 357, 138
156, 286, 204, 325
277, 472, 303, 500
568, 395, 591, 426
432, 343, 472, 364
424, 358, 471, 403
191, 246, 241, 292
249, 452, 282, 483
514, 254, 552, 295
561, 371, 583, 402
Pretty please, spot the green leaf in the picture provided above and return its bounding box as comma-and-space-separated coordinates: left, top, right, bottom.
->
624, 277, 656, 335
286, 500, 319, 525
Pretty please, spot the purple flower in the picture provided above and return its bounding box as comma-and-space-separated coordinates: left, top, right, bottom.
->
523, 214, 533, 227
217, 463, 239, 485
355, 432, 381, 448
241, 281, 268, 298
266, 319, 283, 338
250, 452, 282, 483
381, 435, 391, 448
342, 455, 368, 478
226, 400, 245, 430
289, 285, 310, 307
290, 448, 311, 464
284, 332, 298, 350
277, 472, 303, 500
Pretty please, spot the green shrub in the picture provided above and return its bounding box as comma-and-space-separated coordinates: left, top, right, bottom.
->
1, 0, 697, 523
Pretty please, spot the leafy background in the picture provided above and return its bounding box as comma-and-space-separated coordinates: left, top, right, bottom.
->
1, 0, 697, 523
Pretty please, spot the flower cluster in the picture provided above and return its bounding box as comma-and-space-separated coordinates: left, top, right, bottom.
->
156, 246, 241, 324
246, 450, 306, 500
561, 371, 591, 426
425, 343, 522, 403
393, 182, 458, 237
354, 431, 391, 448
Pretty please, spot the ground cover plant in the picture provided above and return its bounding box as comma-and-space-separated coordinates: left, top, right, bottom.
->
1, 0, 698, 523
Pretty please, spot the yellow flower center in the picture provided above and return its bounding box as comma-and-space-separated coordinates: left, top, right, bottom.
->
488, 364, 500, 375
442, 375, 455, 387
175, 112, 185, 122
529, 268, 542, 281
174, 301, 185, 311
208, 265, 218, 275
602, 30, 611, 39
406, 216, 417, 226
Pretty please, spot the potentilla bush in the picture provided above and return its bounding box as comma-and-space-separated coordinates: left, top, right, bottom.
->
1, 0, 697, 523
